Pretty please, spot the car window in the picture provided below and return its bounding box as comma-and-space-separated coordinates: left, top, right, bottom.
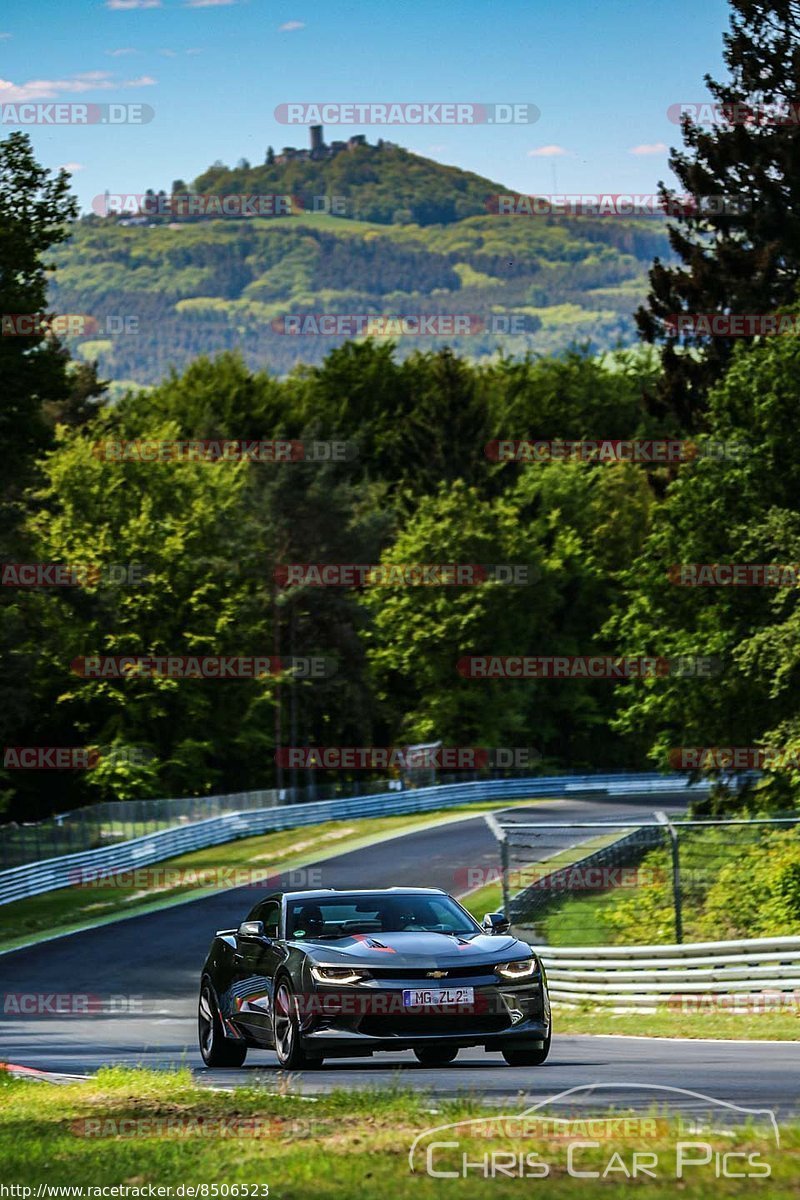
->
286, 894, 477, 938
247, 899, 281, 938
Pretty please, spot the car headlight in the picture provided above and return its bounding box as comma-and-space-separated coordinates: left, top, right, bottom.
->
310, 965, 370, 986
496, 958, 539, 980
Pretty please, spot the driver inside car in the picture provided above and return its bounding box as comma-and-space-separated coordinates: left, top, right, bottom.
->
290, 903, 325, 939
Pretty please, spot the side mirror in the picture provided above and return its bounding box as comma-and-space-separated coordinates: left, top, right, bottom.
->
237, 920, 272, 944
483, 911, 510, 935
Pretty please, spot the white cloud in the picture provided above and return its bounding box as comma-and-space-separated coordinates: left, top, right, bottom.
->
60, 162, 85, 173
0, 72, 156, 102
107, 47, 139, 56
279, 21, 305, 32
0, 33, 12, 41
106, 1, 162, 10
527, 144, 569, 157
629, 141, 668, 156
159, 48, 177, 56
184, 0, 235, 7
186, 47, 203, 54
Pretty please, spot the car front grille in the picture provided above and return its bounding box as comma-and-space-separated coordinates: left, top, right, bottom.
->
366, 965, 499, 980
358, 1013, 511, 1037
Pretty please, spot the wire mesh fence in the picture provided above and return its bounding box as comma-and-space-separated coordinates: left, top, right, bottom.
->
485, 812, 800, 948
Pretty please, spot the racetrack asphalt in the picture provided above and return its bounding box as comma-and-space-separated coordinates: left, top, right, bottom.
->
2, 796, 798, 1117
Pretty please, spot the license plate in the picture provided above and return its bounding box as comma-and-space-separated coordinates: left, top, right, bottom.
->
402, 987, 474, 1007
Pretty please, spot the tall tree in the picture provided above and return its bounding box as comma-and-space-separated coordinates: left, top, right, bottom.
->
0, 134, 105, 815
0, 132, 81, 519
637, 0, 800, 429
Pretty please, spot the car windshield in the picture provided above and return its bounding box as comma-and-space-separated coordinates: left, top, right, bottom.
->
286, 893, 479, 940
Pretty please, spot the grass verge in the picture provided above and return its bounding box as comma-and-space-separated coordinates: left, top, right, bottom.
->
553, 1004, 800, 1041
1, 1067, 797, 1197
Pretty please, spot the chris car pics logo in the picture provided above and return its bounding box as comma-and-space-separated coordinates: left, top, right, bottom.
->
409, 1084, 779, 1180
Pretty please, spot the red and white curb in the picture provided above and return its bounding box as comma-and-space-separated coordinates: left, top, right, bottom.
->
0, 1061, 90, 1083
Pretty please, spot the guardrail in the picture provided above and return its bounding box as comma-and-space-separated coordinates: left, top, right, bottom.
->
537, 936, 800, 1008
0, 771, 713, 907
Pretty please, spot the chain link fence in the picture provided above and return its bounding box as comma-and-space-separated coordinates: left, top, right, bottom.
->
485, 812, 800, 947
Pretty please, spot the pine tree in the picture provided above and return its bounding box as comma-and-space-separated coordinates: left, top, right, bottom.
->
637, 0, 800, 429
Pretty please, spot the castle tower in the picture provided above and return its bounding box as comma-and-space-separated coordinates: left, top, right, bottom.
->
310, 124, 323, 154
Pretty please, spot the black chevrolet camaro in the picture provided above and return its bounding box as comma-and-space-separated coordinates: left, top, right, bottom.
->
198, 887, 551, 1068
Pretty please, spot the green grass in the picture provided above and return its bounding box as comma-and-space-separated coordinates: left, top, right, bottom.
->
0, 801, 546, 952
554, 1004, 800, 1041
1, 1067, 796, 1197
460, 831, 622, 932
534, 885, 636, 946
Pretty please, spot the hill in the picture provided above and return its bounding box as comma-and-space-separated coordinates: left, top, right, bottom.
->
49, 142, 672, 386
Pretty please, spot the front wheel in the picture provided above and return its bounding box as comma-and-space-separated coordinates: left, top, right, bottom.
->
198, 982, 247, 1067
501, 1033, 551, 1066
273, 979, 323, 1069
414, 1046, 459, 1066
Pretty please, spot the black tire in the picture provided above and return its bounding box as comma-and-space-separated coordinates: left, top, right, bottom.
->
501, 1033, 551, 1066
273, 978, 323, 1069
414, 1046, 459, 1066
198, 981, 247, 1067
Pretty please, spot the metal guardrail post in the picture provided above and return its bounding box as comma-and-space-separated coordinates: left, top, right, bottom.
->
655, 810, 683, 945
483, 812, 511, 918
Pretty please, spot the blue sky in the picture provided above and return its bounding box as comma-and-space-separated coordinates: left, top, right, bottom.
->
1, 0, 732, 213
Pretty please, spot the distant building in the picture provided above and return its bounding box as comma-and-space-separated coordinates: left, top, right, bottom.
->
275, 127, 375, 165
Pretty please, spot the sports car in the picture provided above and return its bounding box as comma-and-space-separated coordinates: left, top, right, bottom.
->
198, 887, 551, 1068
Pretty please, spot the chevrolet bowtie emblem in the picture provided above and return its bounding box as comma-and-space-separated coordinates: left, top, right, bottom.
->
426, 970, 448, 978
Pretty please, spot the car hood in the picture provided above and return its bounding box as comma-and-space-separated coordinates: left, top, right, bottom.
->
294, 930, 529, 966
